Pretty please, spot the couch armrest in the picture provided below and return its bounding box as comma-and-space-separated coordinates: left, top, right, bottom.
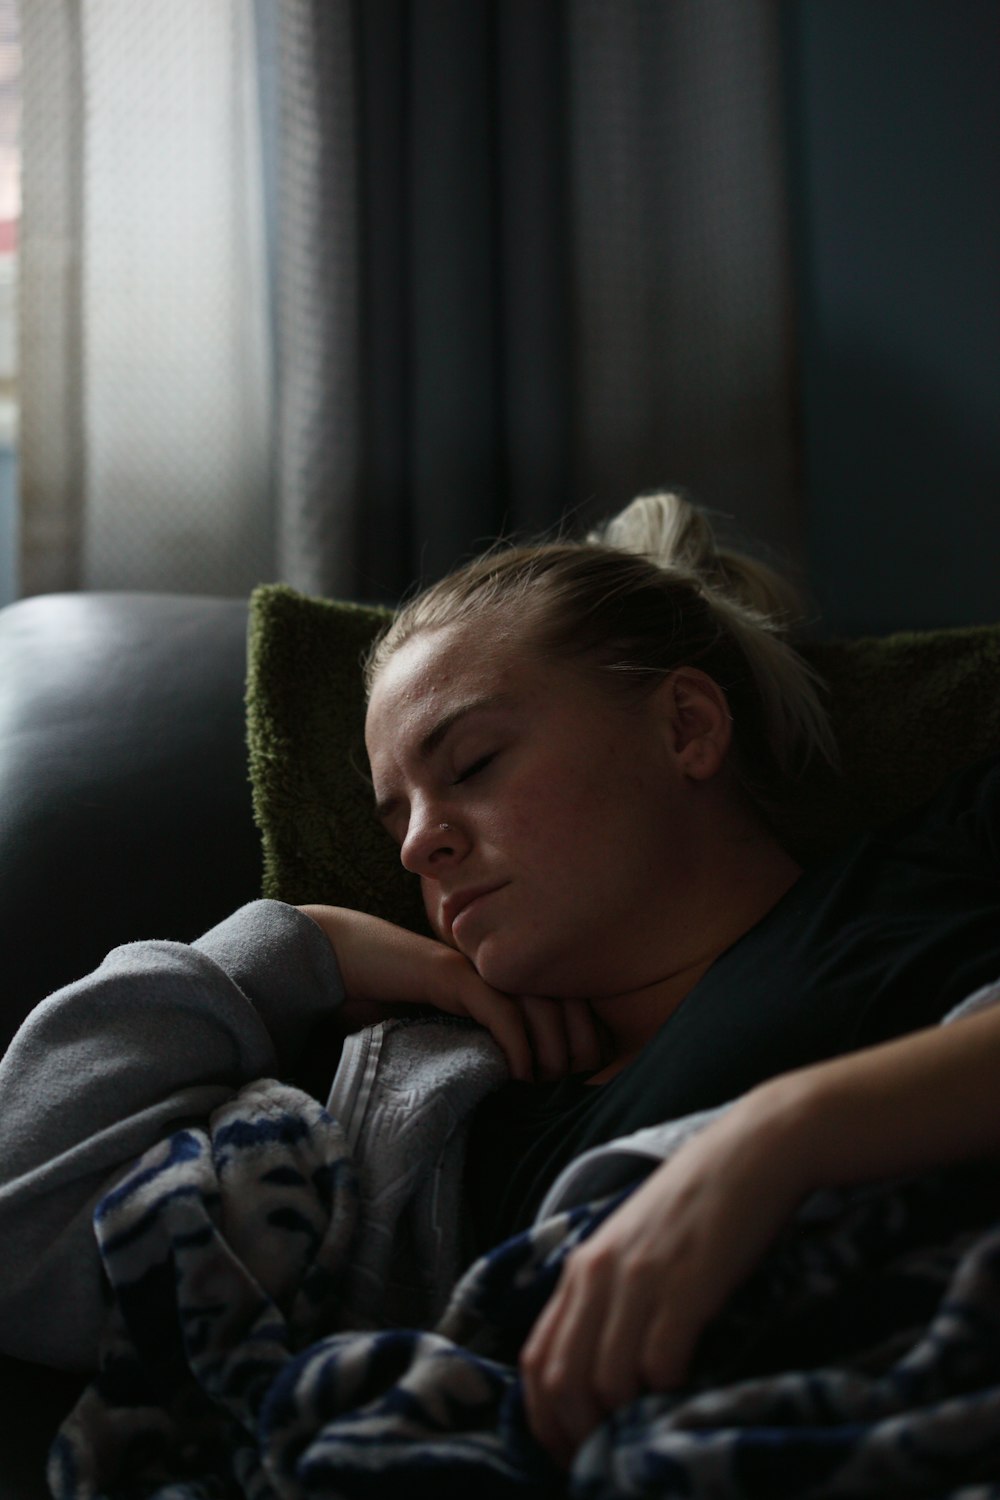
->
0, 592, 262, 1054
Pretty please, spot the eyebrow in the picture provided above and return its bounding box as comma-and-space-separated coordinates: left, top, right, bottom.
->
373, 692, 511, 823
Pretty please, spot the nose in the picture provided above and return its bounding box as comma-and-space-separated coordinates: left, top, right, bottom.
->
400, 807, 466, 876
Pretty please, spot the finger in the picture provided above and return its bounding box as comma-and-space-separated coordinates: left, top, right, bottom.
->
516, 997, 571, 1081
521, 1255, 612, 1464
521, 1283, 577, 1460
635, 1261, 730, 1392
638, 1305, 700, 1393
561, 999, 607, 1075
590, 1253, 658, 1411
454, 984, 534, 1082
523, 1299, 600, 1465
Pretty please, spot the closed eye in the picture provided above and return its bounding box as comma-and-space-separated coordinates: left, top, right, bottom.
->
453, 752, 496, 785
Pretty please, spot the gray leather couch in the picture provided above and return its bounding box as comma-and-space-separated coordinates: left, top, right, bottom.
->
0, 592, 264, 1498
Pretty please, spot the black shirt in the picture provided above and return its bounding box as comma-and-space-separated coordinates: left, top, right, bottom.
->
466, 754, 1000, 1251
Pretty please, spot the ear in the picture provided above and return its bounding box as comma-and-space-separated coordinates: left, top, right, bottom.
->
654, 668, 733, 782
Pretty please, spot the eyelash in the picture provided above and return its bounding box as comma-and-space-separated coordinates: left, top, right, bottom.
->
453, 752, 495, 785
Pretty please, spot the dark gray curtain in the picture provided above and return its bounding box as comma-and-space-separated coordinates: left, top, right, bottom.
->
269, 0, 799, 603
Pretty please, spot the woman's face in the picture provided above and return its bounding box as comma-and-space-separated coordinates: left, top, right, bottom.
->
364, 620, 711, 1000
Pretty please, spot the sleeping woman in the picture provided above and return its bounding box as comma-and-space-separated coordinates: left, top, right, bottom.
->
2, 489, 1000, 1469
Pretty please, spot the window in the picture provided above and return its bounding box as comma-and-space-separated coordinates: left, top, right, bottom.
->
0, 0, 18, 606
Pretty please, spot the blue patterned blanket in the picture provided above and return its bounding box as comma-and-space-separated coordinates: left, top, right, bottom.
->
49, 1079, 1000, 1499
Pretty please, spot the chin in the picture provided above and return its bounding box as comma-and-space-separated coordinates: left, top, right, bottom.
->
469, 936, 582, 1000
466, 936, 535, 995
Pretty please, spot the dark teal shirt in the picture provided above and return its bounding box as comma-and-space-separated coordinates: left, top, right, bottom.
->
467, 754, 1000, 1251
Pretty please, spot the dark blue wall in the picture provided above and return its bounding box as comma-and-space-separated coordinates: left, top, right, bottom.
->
783, 0, 999, 635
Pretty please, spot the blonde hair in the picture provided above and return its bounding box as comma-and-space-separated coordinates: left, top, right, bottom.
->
365, 490, 836, 810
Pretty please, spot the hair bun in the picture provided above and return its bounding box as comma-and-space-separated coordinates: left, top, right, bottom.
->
592, 490, 715, 573
592, 488, 804, 628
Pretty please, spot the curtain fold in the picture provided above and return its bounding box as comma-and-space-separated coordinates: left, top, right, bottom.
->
275, 0, 801, 602
274, 0, 362, 597
565, 0, 799, 549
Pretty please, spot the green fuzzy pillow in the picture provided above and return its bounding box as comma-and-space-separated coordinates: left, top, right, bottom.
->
246, 583, 1000, 928
246, 585, 427, 932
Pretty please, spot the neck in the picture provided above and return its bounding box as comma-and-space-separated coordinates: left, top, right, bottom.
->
588, 831, 801, 1081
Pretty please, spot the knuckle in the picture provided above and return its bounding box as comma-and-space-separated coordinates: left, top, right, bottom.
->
574, 1240, 618, 1280
618, 1248, 657, 1285
537, 1361, 569, 1401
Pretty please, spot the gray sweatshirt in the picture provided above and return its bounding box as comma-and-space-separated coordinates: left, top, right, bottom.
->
0, 900, 346, 1369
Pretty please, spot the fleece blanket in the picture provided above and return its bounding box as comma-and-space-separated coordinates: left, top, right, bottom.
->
49, 1079, 1000, 1500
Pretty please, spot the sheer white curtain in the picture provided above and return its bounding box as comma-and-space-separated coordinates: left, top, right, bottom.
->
19, 0, 272, 596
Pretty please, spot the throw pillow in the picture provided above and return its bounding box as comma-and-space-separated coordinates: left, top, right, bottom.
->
246, 583, 1000, 928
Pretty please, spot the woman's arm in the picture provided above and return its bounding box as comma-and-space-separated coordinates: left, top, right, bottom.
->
520, 997, 1000, 1465
299, 904, 607, 1082
0, 899, 345, 1369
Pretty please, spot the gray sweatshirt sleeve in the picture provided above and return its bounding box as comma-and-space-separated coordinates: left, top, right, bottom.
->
0, 899, 344, 1370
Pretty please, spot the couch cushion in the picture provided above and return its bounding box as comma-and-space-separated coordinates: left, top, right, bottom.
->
0, 593, 262, 1050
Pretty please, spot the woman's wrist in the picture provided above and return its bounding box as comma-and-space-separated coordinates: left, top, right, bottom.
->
733, 1002, 1000, 1202
731, 1069, 839, 1205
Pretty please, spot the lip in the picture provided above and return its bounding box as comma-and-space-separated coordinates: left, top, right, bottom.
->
441, 881, 509, 939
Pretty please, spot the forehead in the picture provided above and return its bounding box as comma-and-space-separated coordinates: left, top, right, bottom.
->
365, 622, 530, 758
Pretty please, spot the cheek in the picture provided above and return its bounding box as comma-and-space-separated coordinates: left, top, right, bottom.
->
487, 732, 659, 873
491, 770, 577, 846
495, 775, 606, 871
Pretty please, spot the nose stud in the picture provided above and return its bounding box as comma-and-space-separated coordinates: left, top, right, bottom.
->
439, 822, 452, 832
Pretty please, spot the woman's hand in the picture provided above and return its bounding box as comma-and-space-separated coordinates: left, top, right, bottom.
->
519, 1081, 810, 1466
521, 995, 1000, 1465
298, 904, 607, 1082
